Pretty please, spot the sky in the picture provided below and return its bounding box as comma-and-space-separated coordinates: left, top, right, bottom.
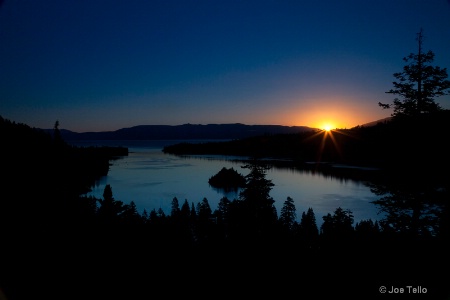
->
1, 0, 450, 132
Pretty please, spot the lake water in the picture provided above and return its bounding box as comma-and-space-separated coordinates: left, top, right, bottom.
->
70, 140, 382, 227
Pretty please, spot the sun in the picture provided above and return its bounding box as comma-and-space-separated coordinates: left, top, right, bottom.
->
322, 124, 333, 132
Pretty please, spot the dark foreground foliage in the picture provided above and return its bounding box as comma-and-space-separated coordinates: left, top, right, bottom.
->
0, 115, 449, 300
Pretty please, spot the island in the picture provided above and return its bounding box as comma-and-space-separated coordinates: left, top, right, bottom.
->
208, 167, 246, 191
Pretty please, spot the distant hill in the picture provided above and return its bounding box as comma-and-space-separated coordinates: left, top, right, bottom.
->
49, 123, 318, 141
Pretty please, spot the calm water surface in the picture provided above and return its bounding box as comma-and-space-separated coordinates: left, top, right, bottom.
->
71, 140, 382, 226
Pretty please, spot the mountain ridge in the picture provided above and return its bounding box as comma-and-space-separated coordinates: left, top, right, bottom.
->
51, 123, 319, 141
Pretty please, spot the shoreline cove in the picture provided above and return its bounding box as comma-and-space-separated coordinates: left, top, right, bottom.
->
71, 139, 385, 227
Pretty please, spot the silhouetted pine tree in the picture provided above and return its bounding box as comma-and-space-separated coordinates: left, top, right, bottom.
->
171, 197, 180, 218
216, 197, 231, 222
297, 207, 319, 249
122, 201, 143, 226
379, 28, 450, 118
177, 199, 195, 244
370, 178, 443, 237
180, 199, 191, 225
279, 196, 297, 231
97, 185, 127, 227
236, 161, 278, 243
320, 207, 354, 248
190, 202, 197, 221
195, 198, 214, 243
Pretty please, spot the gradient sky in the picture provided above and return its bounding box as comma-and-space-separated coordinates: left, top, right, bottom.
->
1, 0, 450, 132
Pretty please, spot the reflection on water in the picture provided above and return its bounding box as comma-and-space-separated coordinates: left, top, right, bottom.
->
72, 140, 382, 226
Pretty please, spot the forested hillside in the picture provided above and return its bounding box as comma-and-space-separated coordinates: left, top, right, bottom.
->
163, 110, 450, 174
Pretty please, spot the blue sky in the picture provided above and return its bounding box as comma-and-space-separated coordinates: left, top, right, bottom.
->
1, 0, 450, 132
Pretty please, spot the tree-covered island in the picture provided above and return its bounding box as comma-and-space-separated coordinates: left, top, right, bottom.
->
208, 167, 246, 191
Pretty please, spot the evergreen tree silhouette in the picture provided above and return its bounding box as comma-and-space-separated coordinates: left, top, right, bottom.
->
369, 180, 443, 237
379, 28, 450, 118
279, 196, 297, 231
157, 207, 166, 218
180, 199, 191, 226
214, 196, 232, 242
170, 197, 180, 219
148, 208, 158, 223
122, 201, 143, 226
97, 184, 126, 225
237, 161, 278, 243
196, 198, 214, 243
190, 202, 197, 221
178, 199, 194, 244
297, 207, 319, 249
320, 207, 354, 248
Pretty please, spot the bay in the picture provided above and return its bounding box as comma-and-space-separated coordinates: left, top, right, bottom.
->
70, 140, 382, 227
